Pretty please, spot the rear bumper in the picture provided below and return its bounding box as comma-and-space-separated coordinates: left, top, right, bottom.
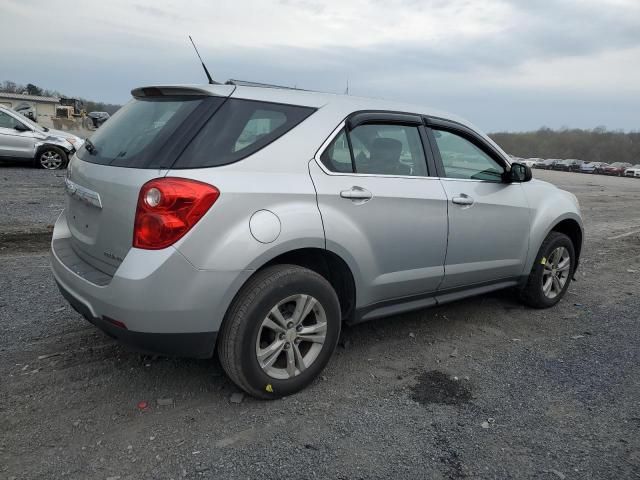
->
51, 210, 252, 358
56, 279, 217, 358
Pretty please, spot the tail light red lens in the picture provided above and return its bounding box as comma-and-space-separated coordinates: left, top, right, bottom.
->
133, 177, 220, 250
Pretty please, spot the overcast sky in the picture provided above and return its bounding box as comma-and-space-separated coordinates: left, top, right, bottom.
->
2, 0, 639, 132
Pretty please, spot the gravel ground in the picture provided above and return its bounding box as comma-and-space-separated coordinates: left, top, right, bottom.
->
0, 166, 65, 237
1, 168, 639, 479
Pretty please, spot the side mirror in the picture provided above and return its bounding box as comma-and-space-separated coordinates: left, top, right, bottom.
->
507, 162, 532, 183
14, 123, 31, 132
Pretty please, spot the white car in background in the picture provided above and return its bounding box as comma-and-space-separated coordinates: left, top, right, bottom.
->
624, 164, 640, 178
521, 159, 538, 168
531, 158, 547, 168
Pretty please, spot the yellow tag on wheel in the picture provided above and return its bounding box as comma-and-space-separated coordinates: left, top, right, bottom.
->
265, 384, 273, 393
540, 257, 547, 265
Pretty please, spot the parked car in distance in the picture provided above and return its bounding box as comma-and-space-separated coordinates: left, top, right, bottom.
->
531, 158, 547, 168
517, 158, 537, 168
0, 105, 83, 169
554, 159, 584, 172
580, 161, 608, 174
602, 162, 633, 176
87, 111, 110, 129
538, 158, 561, 170
624, 164, 640, 178
51, 82, 583, 398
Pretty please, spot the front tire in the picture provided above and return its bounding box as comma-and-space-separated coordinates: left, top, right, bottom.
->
35, 146, 67, 170
218, 265, 341, 399
519, 232, 575, 308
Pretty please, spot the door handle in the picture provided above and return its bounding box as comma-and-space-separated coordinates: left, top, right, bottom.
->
452, 194, 474, 206
340, 186, 372, 201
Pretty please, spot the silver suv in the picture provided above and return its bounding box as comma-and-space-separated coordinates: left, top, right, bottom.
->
51, 83, 583, 398
0, 105, 83, 169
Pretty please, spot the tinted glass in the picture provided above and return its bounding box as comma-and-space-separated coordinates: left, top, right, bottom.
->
174, 99, 315, 168
350, 124, 427, 176
77, 97, 203, 167
320, 129, 353, 173
433, 129, 504, 181
0, 111, 21, 129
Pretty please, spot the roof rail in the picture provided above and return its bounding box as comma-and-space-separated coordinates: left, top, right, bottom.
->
225, 79, 308, 91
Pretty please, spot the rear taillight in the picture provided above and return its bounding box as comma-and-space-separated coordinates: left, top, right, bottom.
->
133, 178, 219, 250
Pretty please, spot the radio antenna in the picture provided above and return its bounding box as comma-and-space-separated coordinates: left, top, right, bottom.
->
188, 35, 216, 84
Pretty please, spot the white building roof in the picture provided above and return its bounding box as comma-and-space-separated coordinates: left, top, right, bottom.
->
0, 92, 60, 103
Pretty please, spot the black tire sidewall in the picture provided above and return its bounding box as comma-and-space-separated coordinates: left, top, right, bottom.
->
529, 233, 575, 308
235, 269, 340, 398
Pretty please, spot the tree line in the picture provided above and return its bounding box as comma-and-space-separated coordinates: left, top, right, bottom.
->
1, 80, 121, 115
489, 127, 640, 164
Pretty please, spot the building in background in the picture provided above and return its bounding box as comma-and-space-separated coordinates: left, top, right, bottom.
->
0, 92, 59, 127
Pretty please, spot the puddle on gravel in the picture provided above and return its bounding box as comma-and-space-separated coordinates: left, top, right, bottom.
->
410, 370, 472, 406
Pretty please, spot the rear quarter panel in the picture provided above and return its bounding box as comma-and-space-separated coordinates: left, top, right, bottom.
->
170, 167, 325, 271
167, 106, 344, 271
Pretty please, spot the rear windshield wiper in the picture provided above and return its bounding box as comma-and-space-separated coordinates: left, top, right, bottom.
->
84, 139, 98, 155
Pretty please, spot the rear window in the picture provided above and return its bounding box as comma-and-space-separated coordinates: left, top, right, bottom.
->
77, 97, 206, 167
173, 99, 315, 168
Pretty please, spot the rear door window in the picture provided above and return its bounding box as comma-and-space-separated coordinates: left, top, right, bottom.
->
320, 123, 428, 176
351, 124, 427, 176
173, 99, 315, 168
319, 129, 353, 173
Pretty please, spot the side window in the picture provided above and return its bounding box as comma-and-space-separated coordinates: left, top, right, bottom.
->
174, 99, 315, 168
433, 129, 504, 181
320, 129, 353, 172
351, 124, 427, 176
320, 123, 428, 176
234, 109, 287, 152
0, 111, 21, 129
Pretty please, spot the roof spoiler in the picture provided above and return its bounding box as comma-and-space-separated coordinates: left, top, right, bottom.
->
131, 85, 228, 98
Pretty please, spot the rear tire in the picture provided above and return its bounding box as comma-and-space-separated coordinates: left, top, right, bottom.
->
519, 232, 575, 308
218, 265, 341, 399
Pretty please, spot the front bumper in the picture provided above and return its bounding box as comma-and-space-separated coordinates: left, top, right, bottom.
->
51, 211, 252, 358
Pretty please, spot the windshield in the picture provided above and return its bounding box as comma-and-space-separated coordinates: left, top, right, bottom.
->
77, 97, 205, 167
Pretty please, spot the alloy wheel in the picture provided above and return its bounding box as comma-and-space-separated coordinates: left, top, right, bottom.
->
255, 294, 327, 380
39, 150, 63, 169
542, 246, 571, 299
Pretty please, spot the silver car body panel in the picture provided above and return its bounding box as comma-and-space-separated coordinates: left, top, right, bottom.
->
0, 105, 83, 159
0, 124, 36, 158
308, 159, 448, 307
436, 179, 531, 289
51, 83, 583, 341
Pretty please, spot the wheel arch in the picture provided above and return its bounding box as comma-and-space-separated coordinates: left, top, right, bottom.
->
550, 218, 583, 270
526, 212, 584, 276
34, 143, 71, 168
230, 247, 357, 324
35, 142, 73, 156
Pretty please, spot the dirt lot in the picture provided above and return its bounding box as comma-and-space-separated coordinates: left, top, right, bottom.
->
1, 168, 639, 479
